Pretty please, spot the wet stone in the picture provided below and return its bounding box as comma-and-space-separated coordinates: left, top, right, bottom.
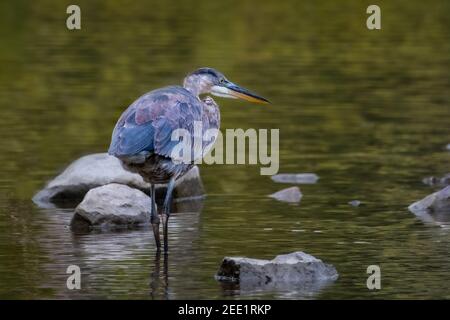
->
268, 187, 302, 203
422, 174, 450, 187
408, 186, 450, 225
348, 200, 362, 207
70, 183, 152, 231
215, 251, 338, 288
271, 173, 319, 184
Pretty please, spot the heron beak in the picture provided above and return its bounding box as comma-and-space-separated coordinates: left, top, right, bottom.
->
211, 82, 270, 104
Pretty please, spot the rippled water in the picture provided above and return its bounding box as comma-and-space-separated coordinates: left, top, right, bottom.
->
0, 1, 449, 299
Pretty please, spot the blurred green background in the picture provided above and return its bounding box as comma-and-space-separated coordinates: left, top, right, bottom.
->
0, 0, 449, 299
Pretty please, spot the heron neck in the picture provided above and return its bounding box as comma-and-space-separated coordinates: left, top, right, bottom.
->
184, 84, 201, 98
183, 76, 209, 99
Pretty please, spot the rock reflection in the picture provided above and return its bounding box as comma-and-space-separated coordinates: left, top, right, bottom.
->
218, 279, 336, 300
411, 210, 450, 227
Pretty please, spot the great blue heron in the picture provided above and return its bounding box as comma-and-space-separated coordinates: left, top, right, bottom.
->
108, 67, 269, 252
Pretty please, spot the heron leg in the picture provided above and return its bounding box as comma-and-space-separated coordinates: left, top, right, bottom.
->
162, 177, 176, 253
150, 184, 161, 250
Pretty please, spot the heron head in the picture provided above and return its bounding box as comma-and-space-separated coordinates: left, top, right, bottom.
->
184, 67, 270, 104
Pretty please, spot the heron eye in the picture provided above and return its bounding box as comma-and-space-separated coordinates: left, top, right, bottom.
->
220, 78, 225, 84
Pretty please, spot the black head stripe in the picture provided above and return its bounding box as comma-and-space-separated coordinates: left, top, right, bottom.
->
192, 67, 223, 78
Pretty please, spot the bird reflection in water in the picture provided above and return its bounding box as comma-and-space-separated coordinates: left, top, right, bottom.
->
149, 250, 169, 300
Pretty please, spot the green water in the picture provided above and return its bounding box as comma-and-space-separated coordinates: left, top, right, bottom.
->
0, 0, 449, 299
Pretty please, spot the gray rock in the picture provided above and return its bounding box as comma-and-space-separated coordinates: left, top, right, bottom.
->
33, 153, 149, 206
422, 174, 450, 187
215, 251, 338, 288
33, 153, 204, 208
446, 144, 450, 151
348, 200, 362, 207
271, 173, 319, 184
269, 187, 302, 203
408, 186, 450, 225
71, 183, 152, 231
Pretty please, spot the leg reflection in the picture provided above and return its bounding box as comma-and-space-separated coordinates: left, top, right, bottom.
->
149, 251, 169, 299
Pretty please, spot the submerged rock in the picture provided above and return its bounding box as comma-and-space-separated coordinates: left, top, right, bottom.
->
422, 174, 450, 187
348, 200, 362, 207
408, 186, 450, 224
33, 153, 204, 207
271, 173, 319, 184
269, 187, 302, 203
71, 183, 152, 231
215, 252, 338, 288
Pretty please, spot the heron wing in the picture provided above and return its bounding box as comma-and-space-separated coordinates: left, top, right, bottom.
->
108, 86, 203, 160
153, 100, 202, 159
108, 111, 155, 156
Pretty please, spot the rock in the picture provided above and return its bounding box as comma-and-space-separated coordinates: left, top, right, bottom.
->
71, 183, 152, 231
422, 176, 439, 186
215, 252, 338, 288
348, 200, 362, 207
446, 144, 450, 151
271, 173, 319, 184
408, 186, 450, 224
269, 187, 302, 203
422, 174, 450, 187
33, 153, 149, 206
33, 153, 204, 207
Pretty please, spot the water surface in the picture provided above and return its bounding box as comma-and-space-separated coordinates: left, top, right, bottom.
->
0, 0, 449, 299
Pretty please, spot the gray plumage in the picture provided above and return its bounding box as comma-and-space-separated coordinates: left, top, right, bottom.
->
109, 77, 220, 183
